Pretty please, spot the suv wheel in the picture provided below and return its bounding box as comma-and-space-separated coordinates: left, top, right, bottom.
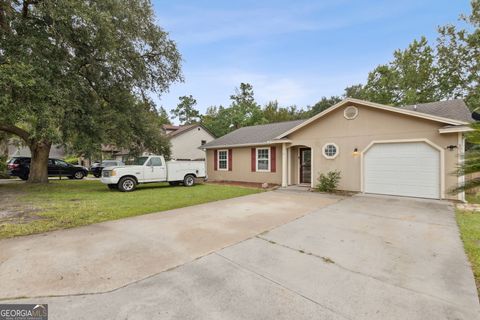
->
19, 175, 28, 181
74, 171, 85, 179
118, 177, 136, 192
183, 175, 195, 187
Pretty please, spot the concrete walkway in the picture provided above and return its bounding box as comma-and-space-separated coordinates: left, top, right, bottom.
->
2, 192, 479, 319
0, 190, 339, 299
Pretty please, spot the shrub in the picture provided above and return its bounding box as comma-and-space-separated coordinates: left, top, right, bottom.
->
64, 156, 79, 165
317, 170, 341, 192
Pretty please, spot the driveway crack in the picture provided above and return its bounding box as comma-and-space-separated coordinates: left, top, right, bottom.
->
255, 235, 469, 311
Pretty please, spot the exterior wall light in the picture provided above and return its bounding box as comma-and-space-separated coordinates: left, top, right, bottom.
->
353, 148, 359, 156
446, 145, 458, 151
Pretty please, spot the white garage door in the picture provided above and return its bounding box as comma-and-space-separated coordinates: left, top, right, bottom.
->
364, 142, 440, 199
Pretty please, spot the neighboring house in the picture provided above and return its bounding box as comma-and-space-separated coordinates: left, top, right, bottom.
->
162, 124, 215, 160
202, 98, 474, 201
7, 143, 65, 159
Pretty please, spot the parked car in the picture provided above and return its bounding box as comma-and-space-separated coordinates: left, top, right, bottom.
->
7, 157, 89, 180
101, 155, 206, 192
90, 160, 124, 178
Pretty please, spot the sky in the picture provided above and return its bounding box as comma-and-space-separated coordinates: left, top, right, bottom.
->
152, 0, 471, 115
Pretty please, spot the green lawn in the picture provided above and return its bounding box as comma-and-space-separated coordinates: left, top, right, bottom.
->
457, 194, 480, 294
0, 180, 261, 239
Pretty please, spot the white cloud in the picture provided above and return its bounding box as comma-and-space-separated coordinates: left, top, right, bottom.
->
156, 67, 369, 113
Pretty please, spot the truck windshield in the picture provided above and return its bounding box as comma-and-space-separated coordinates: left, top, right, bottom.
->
132, 157, 149, 165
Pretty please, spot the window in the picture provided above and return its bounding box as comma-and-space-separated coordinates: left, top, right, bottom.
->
218, 150, 228, 170
256, 148, 270, 172
322, 143, 339, 159
201, 140, 207, 145
55, 159, 69, 167
149, 157, 163, 166
133, 157, 149, 165
344, 106, 358, 120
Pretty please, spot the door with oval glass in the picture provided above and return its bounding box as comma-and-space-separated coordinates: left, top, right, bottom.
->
300, 148, 311, 184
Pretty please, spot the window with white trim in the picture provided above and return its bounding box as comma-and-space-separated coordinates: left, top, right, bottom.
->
322, 143, 339, 159
256, 148, 270, 172
218, 150, 228, 170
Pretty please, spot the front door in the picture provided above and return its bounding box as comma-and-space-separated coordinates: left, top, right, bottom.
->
300, 148, 311, 184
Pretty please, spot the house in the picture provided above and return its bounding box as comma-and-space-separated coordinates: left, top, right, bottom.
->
7, 142, 65, 159
202, 98, 474, 201
162, 124, 215, 160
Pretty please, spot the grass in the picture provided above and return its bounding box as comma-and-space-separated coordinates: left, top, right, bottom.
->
0, 180, 261, 239
457, 194, 480, 294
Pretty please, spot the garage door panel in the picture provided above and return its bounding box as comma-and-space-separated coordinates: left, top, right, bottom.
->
364, 142, 440, 199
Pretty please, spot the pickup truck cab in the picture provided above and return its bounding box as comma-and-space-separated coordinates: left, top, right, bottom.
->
100, 155, 206, 192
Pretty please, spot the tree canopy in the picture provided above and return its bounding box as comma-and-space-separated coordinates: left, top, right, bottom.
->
0, 0, 182, 182
171, 95, 200, 125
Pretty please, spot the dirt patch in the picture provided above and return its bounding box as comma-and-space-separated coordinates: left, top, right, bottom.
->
0, 187, 44, 224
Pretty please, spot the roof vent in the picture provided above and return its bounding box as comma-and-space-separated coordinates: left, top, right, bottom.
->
344, 106, 358, 120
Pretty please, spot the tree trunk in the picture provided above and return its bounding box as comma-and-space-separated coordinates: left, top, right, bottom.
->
28, 141, 51, 183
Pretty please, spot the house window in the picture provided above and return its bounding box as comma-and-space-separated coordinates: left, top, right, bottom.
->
201, 140, 207, 145
218, 150, 228, 170
256, 148, 270, 172
322, 143, 339, 159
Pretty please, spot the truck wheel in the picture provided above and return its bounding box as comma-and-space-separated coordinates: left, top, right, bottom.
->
118, 177, 136, 192
183, 175, 195, 187
19, 174, 29, 181
94, 173, 101, 178
107, 184, 117, 190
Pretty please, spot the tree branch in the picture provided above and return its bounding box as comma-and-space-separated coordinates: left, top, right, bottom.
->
0, 123, 31, 143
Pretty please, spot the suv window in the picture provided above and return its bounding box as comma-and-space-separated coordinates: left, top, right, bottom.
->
55, 159, 69, 167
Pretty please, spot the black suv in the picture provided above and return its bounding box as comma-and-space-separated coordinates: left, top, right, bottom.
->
7, 157, 89, 180
90, 160, 124, 178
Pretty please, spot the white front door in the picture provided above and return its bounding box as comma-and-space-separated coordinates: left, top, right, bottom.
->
364, 142, 440, 199
144, 157, 167, 181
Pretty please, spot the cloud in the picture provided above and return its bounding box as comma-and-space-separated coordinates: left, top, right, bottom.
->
157, 67, 369, 113
155, 0, 406, 45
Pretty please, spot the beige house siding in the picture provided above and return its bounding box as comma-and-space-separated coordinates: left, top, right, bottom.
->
207, 146, 282, 185
285, 103, 459, 199
171, 127, 214, 160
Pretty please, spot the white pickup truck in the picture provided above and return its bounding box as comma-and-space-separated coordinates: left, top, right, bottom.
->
100, 155, 206, 192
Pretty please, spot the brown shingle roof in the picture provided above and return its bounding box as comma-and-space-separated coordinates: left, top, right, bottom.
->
399, 99, 473, 123
201, 120, 305, 149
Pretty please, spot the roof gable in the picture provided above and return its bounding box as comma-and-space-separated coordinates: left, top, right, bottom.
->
277, 98, 469, 139
166, 124, 215, 139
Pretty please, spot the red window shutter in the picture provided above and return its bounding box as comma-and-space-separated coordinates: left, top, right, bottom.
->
251, 148, 256, 172
228, 149, 233, 171
270, 146, 276, 172
214, 150, 218, 171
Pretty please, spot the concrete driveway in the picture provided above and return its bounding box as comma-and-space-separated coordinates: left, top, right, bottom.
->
2, 191, 479, 319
